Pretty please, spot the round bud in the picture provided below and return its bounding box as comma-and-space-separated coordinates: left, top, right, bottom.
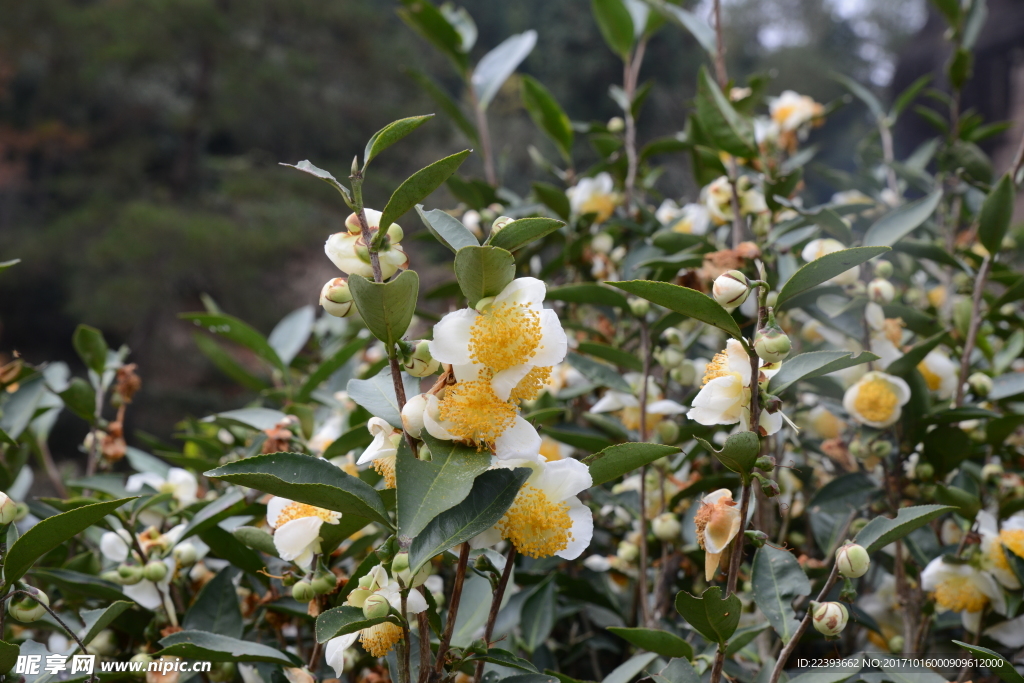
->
0, 493, 18, 525
345, 213, 363, 234
173, 542, 198, 566
745, 530, 769, 548
129, 654, 152, 677
616, 541, 639, 563
835, 542, 871, 578
592, 233, 614, 254
490, 216, 514, 237
755, 455, 776, 472
320, 278, 356, 318
968, 372, 993, 397
468, 639, 488, 656
888, 635, 905, 654
712, 271, 751, 307
657, 347, 685, 369
100, 570, 122, 584
870, 440, 892, 458
628, 297, 650, 317
362, 594, 391, 620
867, 278, 895, 304
143, 560, 169, 583
651, 513, 681, 542
392, 553, 410, 575
607, 117, 625, 133
387, 223, 404, 244
669, 361, 697, 386
981, 462, 1003, 481
118, 564, 144, 585
756, 473, 780, 498
810, 601, 849, 637
8, 588, 49, 622
874, 260, 894, 279
403, 340, 440, 378
656, 420, 679, 444
13, 502, 28, 522
915, 462, 935, 481
849, 439, 867, 460
754, 310, 791, 363
292, 580, 316, 603
849, 519, 868, 535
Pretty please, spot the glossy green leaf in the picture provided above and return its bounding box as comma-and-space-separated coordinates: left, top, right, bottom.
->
695, 431, 759, 484
854, 504, 955, 553
297, 334, 369, 403
583, 442, 680, 486
349, 270, 419, 351
4, 497, 135, 583
59, 377, 97, 423
404, 68, 478, 144
952, 643, 1024, 683
193, 333, 270, 392
934, 484, 981, 518
751, 546, 810, 644
533, 181, 571, 220
364, 114, 434, 169
72, 324, 109, 375
408, 467, 530, 572
567, 352, 632, 393
397, 0, 470, 75
786, 666, 862, 683
0, 640, 17, 674
279, 160, 351, 200
268, 305, 314, 367
674, 586, 741, 644
522, 76, 574, 163
646, 0, 715, 55
832, 71, 884, 120
78, 601, 132, 650
862, 190, 942, 247
183, 568, 243, 638
379, 150, 471, 234
473, 31, 537, 110
978, 173, 1015, 255
158, 630, 296, 665
181, 312, 285, 373
415, 205, 479, 252
607, 627, 693, 659
205, 452, 390, 526
179, 490, 246, 540
777, 246, 890, 307
521, 577, 557, 652
768, 351, 879, 394
695, 66, 756, 158
232, 526, 278, 557
466, 649, 539, 673
347, 366, 420, 428
453, 245, 516, 307
547, 283, 629, 309
316, 605, 393, 643
610, 280, 742, 339
323, 422, 374, 459
205, 407, 287, 431
591, 0, 634, 59
885, 331, 950, 377
487, 217, 564, 252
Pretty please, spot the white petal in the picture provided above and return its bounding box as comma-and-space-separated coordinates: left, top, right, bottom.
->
702, 489, 734, 506
325, 635, 358, 677
162, 524, 187, 547
167, 468, 199, 505
266, 497, 293, 529
760, 410, 784, 436
919, 557, 946, 591
535, 458, 593, 501
405, 590, 428, 614
557, 498, 594, 560
357, 430, 395, 466
423, 395, 456, 441
123, 580, 163, 610
983, 614, 1024, 648
961, 609, 982, 634
125, 472, 164, 493
274, 517, 324, 566
494, 416, 542, 461
529, 310, 568, 367
495, 277, 546, 307
725, 340, 751, 386
647, 399, 687, 415
491, 365, 532, 402
429, 309, 478, 364
977, 510, 999, 537
469, 526, 503, 549
590, 392, 632, 413
100, 531, 131, 562
452, 362, 484, 382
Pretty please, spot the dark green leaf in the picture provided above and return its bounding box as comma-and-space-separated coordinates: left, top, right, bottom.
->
646, 0, 716, 55
591, 0, 634, 59
695, 432, 759, 484
854, 504, 955, 553
180, 312, 285, 373
193, 334, 269, 392
466, 649, 539, 673
31, 568, 125, 602
768, 351, 878, 394
404, 68, 478, 144
364, 115, 434, 168
577, 342, 643, 372
453, 245, 516, 307
751, 546, 810, 644
885, 331, 950, 377
179, 490, 246, 540
695, 66, 756, 158
978, 173, 1015, 255
379, 150, 471, 234
73, 324, 109, 375
547, 283, 629, 309
777, 246, 890, 307
78, 601, 132, 649
323, 422, 374, 459
610, 280, 742, 339
607, 627, 693, 659
297, 334, 368, 403
521, 76, 574, 163
158, 631, 297, 665
59, 377, 97, 423
349, 270, 419, 351
0, 641, 17, 674
934, 484, 980, 519
488, 217, 564, 253
520, 577, 556, 652
397, 0, 470, 74
184, 568, 243, 638
316, 605, 393, 643
533, 181, 571, 220
583, 442, 681, 486
862, 190, 942, 247
232, 526, 278, 557
674, 586, 741, 644
951, 642, 1024, 683
415, 206, 479, 252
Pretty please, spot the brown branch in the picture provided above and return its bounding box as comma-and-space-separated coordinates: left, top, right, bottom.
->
473, 547, 517, 683
434, 544, 471, 674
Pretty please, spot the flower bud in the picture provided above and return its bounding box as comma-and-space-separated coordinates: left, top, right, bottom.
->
403, 340, 440, 378
607, 117, 625, 133
888, 635, 905, 653
745, 530, 768, 548
628, 298, 650, 317
810, 601, 848, 637
616, 541, 639, 563
915, 462, 935, 480
376, 535, 398, 563
320, 278, 356, 318
755, 455, 776, 472
345, 213, 364, 234
291, 580, 316, 603
592, 233, 614, 254
968, 372, 992, 397
656, 420, 679, 444
143, 560, 169, 582
0, 493, 18, 525
867, 278, 895, 304
874, 260, 894, 279
835, 542, 871, 578
387, 224, 404, 244
394, 552, 431, 588
870, 440, 892, 458
754, 309, 791, 363
657, 347, 685, 369
13, 501, 27, 522
468, 639, 488, 656
118, 564, 144, 585
669, 362, 697, 386
362, 593, 391, 620
712, 271, 751, 307
981, 462, 1003, 481
312, 559, 336, 595
173, 542, 198, 566
9, 587, 49, 622
401, 393, 427, 439
490, 216, 514, 237
100, 570, 122, 583
754, 472, 780, 497
651, 513, 681, 542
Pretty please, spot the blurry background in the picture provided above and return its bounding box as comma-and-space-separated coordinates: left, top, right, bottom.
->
1, 0, 1021, 454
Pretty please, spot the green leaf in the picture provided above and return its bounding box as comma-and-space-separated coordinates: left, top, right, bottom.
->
466, 649, 539, 673
183, 567, 243, 638
777, 246, 890, 308
297, 334, 368, 403
347, 367, 419, 428
473, 31, 537, 110
674, 586, 741, 644
934, 484, 980, 518
348, 270, 419, 351
31, 568, 125, 602
854, 504, 955, 553
862, 190, 942, 247
751, 546, 810, 644
578, 342, 643, 372
316, 605, 393, 643
193, 333, 269, 392
59, 377, 97, 423
72, 324, 109, 376
379, 150, 471, 234
179, 490, 246, 540
404, 68, 479, 144
610, 280, 742, 339
487, 217, 565, 253
4, 497, 135, 583
768, 351, 878, 394
831, 71, 884, 121
607, 627, 693, 659
952, 643, 1024, 683
0, 640, 17, 674
323, 423, 374, 459
695, 432, 759, 484
547, 283, 629, 309
533, 181, 572, 220
181, 312, 285, 373
205, 452, 389, 526
591, 0, 634, 59
268, 305, 315, 367
695, 66, 756, 158
205, 407, 287, 431
567, 352, 632, 393
931, 0, 960, 26
279, 160, 352, 200
232, 526, 278, 557
521, 577, 557, 652
408, 467, 530, 573
453, 245, 516, 307
78, 601, 132, 650
415, 205, 479, 252
364, 115, 434, 169
0, 259, 20, 273
583, 442, 681, 486
650, 658, 701, 683
158, 631, 297, 665
885, 331, 950, 377
397, 435, 492, 542
521, 76, 574, 163
786, 666, 862, 683
646, 0, 716, 56
979, 173, 1015, 255
397, 0, 470, 75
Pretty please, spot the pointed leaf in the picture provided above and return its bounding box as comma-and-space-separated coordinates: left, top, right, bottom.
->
405, 68, 478, 143
347, 367, 420, 428
610, 280, 742, 339
768, 351, 879, 394
473, 31, 537, 110
183, 568, 243, 638
416, 205, 479, 252
854, 504, 955, 553
674, 586, 741, 644
695, 432, 759, 484
583, 442, 681, 486
547, 283, 628, 309
397, 0, 470, 75
751, 546, 810, 644
777, 246, 890, 307
316, 605, 393, 643
364, 115, 435, 168
885, 331, 950, 377
379, 150, 472, 234
72, 325, 109, 376
453, 245, 516, 307
951, 644, 1023, 683
487, 217, 565, 252
978, 173, 1015, 255
591, 0, 635, 59
646, 0, 715, 56
862, 190, 942, 247
158, 631, 297, 665
522, 76, 574, 163
181, 312, 285, 373
567, 352, 632, 392
607, 627, 693, 659
696, 66, 756, 158
348, 270, 419, 350
77, 601, 132, 650
268, 305, 315, 367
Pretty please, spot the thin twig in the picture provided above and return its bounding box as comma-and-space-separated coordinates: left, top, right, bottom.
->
434, 544, 471, 674
3, 590, 98, 683
623, 39, 648, 215
954, 254, 991, 407
713, 0, 727, 88
473, 547, 517, 683
417, 607, 431, 683
637, 322, 652, 627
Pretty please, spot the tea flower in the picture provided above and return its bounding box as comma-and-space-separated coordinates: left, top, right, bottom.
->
325, 209, 409, 280
917, 348, 959, 400
702, 176, 768, 226
567, 172, 620, 223
843, 371, 911, 429
356, 417, 401, 488
655, 200, 710, 235
590, 373, 686, 433
695, 489, 742, 581
472, 457, 594, 559
420, 383, 542, 461
266, 497, 342, 568
126, 468, 199, 507
801, 238, 859, 286
978, 510, 1024, 590
100, 524, 207, 611
769, 90, 824, 133
864, 302, 904, 369
430, 277, 567, 401
324, 565, 427, 665
921, 556, 1005, 632
688, 340, 784, 435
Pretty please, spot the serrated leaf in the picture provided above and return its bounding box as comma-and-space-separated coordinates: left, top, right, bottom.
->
885, 331, 950, 377
854, 504, 955, 553
610, 280, 742, 339
695, 432, 759, 484
547, 283, 629, 309
751, 546, 810, 644
364, 114, 434, 168
415, 205, 479, 252
183, 568, 243, 638
379, 150, 471, 234
453, 245, 516, 307
695, 66, 756, 158
522, 76, 574, 163
777, 246, 890, 307
487, 217, 564, 252
348, 270, 419, 351
583, 442, 680, 486
158, 631, 296, 665
347, 367, 419, 428
472, 31, 537, 110
979, 173, 1014, 255
607, 627, 693, 659
316, 605, 393, 643
205, 452, 389, 526
768, 351, 879, 394
674, 586, 741, 644
72, 325, 109, 376
862, 190, 942, 247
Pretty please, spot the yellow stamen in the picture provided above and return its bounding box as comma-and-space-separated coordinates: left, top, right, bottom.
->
917, 360, 942, 392
359, 621, 404, 657
933, 576, 989, 613
701, 351, 733, 386
510, 366, 553, 403
853, 379, 898, 423
539, 437, 564, 461
773, 104, 797, 125
581, 194, 617, 223
883, 318, 904, 346
990, 529, 1024, 571
618, 407, 661, 433
438, 380, 517, 444
371, 454, 397, 489
497, 485, 574, 558
275, 502, 340, 526
469, 302, 543, 372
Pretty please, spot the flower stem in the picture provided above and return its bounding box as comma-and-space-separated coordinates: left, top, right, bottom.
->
637, 321, 652, 627
954, 254, 991, 407
623, 38, 648, 215
434, 544, 471, 675
473, 546, 517, 683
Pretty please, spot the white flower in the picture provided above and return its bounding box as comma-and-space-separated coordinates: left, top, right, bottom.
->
655, 200, 710, 235
753, 117, 780, 145
984, 613, 1024, 648
100, 524, 208, 611
471, 457, 593, 560
978, 510, 1024, 590
538, 436, 574, 462
688, 340, 785, 435
801, 238, 859, 286
401, 393, 428, 438
695, 489, 742, 581
701, 176, 766, 225
308, 412, 344, 455
126, 468, 199, 507
590, 373, 686, 433
769, 91, 824, 132
356, 417, 400, 488
325, 209, 408, 280
804, 405, 845, 440
864, 302, 903, 370
842, 371, 911, 429
921, 556, 1005, 632
567, 172, 620, 223
266, 498, 342, 569
917, 348, 959, 400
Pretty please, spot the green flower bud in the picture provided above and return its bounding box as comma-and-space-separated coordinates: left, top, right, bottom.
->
118, 564, 144, 585
208, 663, 236, 683
870, 440, 892, 458
468, 639, 489, 656
835, 542, 871, 578
867, 278, 895, 304
607, 117, 625, 133
968, 372, 993, 397
651, 513, 681, 541
320, 277, 356, 318
173, 542, 198, 566
143, 560, 169, 582
754, 309, 791, 363
281, 570, 299, 587
755, 455, 776, 472
656, 347, 685, 369
849, 439, 867, 459
888, 636, 905, 653
745, 530, 768, 548
376, 535, 398, 563
403, 340, 440, 378
387, 223, 404, 244
616, 541, 639, 563
628, 297, 650, 317
874, 260, 894, 279
8, 587, 49, 622
712, 271, 751, 307
392, 553, 410, 575
915, 462, 935, 481
362, 593, 391, 620
669, 362, 697, 386
345, 212, 363, 234
810, 601, 848, 637
312, 559, 337, 595
292, 580, 316, 603
490, 216, 514, 237
129, 654, 152, 677
754, 472, 780, 497
953, 298, 973, 338
0, 493, 18, 525
13, 501, 28, 522
849, 519, 868, 535
655, 420, 679, 444
100, 570, 122, 584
